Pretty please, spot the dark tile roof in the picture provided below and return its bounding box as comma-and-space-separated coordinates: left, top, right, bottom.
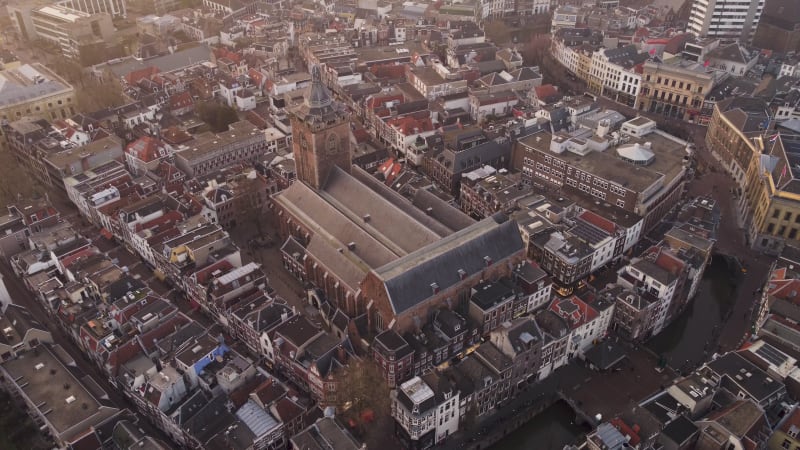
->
707, 352, 784, 403
583, 341, 627, 370
375, 215, 524, 315
715, 97, 772, 133
660, 415, 699, 445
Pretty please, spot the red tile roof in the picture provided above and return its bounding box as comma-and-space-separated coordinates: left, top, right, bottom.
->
654, 249, 685, 275
60, 247, 98, 269
169, 91, 194, 111
367, 94, 404, 110
133, 210, 183, 233
549, 295, 598, 330
214, 47, 242, 64
534, 84, 559, 99
248, 68, 265, 88
252, 378, 287, 405
125, 66, 160, 85
610, 418, 641, 446
387, 115, 434, 136
194, 260, 235, 286
126, 136, 168, 163
273, 397, 305, 423
579, 210, 616, 234
370, 64, 407, 79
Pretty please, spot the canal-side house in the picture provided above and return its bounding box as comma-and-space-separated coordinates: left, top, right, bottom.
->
701, 352, 787, 416
391, 374, 460, 449
489, 317, 544, 389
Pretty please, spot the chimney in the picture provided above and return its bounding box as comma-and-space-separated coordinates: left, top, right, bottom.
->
458, 269, 466, 280
431, 282, 440, 294
362, 214, 371, 222
347, 242, 356, 251
337, 345, 347, 362
484, 256, 493, 267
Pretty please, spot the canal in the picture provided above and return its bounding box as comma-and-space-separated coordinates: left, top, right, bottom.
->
646, 254, 741, 372
491, 400, 591, 450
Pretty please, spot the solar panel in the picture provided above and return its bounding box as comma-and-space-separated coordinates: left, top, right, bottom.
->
755, 343, 788, 367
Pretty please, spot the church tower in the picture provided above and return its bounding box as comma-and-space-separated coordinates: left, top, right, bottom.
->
288, 65, 351, 190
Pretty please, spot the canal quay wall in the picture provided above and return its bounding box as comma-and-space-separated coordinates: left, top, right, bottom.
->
445, 381, 600, 450
453, 392, 560, 450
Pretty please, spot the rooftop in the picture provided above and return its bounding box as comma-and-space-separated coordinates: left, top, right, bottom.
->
1, 345, 115, 440
518, 129, 688, 195
0, 63, 72, 108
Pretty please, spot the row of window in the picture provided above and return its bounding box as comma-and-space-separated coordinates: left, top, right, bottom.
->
593, 178, 609, 189
765, 223, 799, 240
645, 75, 699, 94
609, 184, 626, 196
771, 208, 800, 223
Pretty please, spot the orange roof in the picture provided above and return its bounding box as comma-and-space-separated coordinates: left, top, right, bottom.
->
387, 115, 434, 136
125, 66, 159, 85
367, 94, 404, 110
534, 84, 559, 99
194, 259, 235, 285
378, 157, 396, 174
610, 418, 641, 446
654, 250, 685, 275
125, 136, 168, 163
550, 295, 598, 329
169, 91, 194, 110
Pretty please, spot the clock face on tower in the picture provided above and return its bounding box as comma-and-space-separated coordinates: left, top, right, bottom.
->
326, 133, 339, 155
300, 133, 308, 150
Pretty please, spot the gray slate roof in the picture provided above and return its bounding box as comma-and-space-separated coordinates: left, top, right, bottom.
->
375, 214, 524, 314
104, 45, 213, 78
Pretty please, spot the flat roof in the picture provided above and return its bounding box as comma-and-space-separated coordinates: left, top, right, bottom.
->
0, 63, 73, 108
175, 121, 262, 163
1, 345, 113, 439
103, 45, 213, 78
518, 130, 687, 195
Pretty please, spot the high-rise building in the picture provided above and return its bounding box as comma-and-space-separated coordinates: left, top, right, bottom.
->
687, 0, 765, 42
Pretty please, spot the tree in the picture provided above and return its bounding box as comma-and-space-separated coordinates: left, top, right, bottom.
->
76, 78, 125, 112
234, 36, 254, 50
51, 56, 86, 88
196, 101, 239, 133
520, 35, 551, 67
236, 173, 268, 235
484, 20, 512, 45
337, 358, 390, 416
0, 150, 42, 206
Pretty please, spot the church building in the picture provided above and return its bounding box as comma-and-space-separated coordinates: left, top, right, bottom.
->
272, 66, 526, 335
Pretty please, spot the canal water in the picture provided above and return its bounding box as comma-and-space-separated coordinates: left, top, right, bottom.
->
646, 254, 741, 371
492, 400, 591, 450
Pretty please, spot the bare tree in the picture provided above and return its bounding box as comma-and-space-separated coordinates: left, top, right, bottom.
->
484, 20, 513, 45
235, 174, 268, 235
336, 358, 392, 444
76, 78, 125, 112
0, 150, 41, 205
337, 358, 391, 416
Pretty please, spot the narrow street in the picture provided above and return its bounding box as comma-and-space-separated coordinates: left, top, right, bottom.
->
0, 260, 173, 444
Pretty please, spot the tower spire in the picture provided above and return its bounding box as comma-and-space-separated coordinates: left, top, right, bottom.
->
305, 65, 332, 110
